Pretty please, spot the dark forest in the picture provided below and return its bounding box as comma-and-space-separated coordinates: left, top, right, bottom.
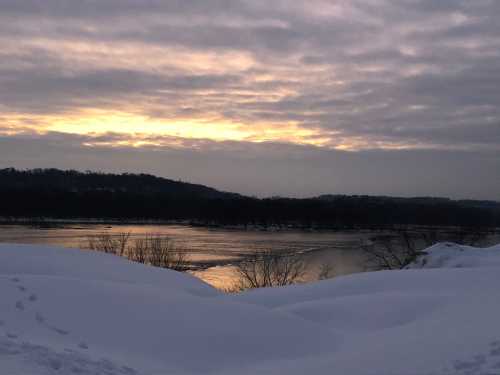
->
1, 168, 499, 228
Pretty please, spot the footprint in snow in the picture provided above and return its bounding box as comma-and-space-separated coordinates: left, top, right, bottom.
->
453, 355, 486, 373
48, 358, 62, 371
34, 312, 70, 336
10, 277, 20, 283
28, 294, 37, 302
0, 340, 21, 355
15, 301, 24, 311
17, 285, 27, 293
50, 326, 70, 336
121, 365, 137, 375
35, 312, 45, 324
78, 342, 89, 350
6, 332, 18, 339
490, 341, 500, 356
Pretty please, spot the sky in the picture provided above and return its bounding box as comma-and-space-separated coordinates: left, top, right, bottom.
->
0, 0, 499, 199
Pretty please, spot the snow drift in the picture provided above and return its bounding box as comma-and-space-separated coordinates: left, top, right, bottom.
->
1, 242, 500, 374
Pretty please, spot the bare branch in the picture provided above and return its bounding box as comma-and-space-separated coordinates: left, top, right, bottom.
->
235, 250, 307, 289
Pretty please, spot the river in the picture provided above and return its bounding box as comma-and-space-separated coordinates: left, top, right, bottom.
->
1, 223, 498, 289
0, 223, 380, 288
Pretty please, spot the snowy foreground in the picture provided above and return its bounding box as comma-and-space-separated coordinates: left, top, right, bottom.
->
1, 243, 500, 375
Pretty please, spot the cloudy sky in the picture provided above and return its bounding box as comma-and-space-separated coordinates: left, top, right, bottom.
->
1, 0, 499, 199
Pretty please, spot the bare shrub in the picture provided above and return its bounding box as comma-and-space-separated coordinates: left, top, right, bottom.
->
129, 238, 148, 264
146, 235, 189, 271
418, 227, 442, 247
361, 233, 424, 270
450, 226, 490, 246
87, 233, 118, 254
86, 232, 131, 255
318, 263, 336, 280
85, 232, 189, 271
363, 226, 493, 271
415, 225, 490, 248
115, 232, 131, 256
236, 250, 307, 289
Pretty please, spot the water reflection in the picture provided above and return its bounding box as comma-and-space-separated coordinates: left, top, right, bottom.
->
0, 224, 372, 288
3, 224, 497, 289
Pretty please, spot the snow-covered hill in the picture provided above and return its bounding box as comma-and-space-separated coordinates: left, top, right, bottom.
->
1, 243, 500, 374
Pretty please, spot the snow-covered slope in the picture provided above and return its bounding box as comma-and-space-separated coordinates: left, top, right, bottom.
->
407, 241, 500, 269
1, 243, 500, 375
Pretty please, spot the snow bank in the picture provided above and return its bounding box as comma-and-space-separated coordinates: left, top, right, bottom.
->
407, 241, 500, 269
1, 243, 500, 374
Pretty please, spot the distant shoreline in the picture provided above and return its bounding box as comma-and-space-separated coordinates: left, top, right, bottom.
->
2, 169, 499, 229
0, 217, 378, 232
0, 217, 498, 234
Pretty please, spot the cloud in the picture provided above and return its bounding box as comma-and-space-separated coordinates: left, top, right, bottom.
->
0, 65, 242, 114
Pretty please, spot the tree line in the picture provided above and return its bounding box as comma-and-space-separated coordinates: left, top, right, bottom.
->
1, 168, 499, 229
